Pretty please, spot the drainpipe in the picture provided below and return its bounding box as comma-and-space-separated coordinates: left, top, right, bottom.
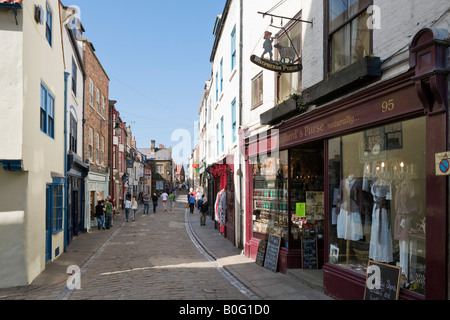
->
238, 0, 244, 250
63, 71, 69, 252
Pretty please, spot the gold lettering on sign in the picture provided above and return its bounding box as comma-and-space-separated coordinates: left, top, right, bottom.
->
304, 123, 325, 136
327, 115, 359, 130
381, 99, 395, 113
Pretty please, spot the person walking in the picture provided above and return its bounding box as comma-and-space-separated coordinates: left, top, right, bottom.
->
168, 192, 176, 212
197, 195, 204, 213
125, 197, 132, 222
161, 191, 169, 212
200, 197, 208, 226
95, 200, 105, 230
188, 192, 196, 214
131, 196, 138, 221
104, 196, 113, 229
151, 193, 158, 214
143, 193, 150, 214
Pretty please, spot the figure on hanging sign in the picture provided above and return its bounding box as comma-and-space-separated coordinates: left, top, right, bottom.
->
251, 31, 302, 73
261, 31, 274, 60
274, 43, 296, 64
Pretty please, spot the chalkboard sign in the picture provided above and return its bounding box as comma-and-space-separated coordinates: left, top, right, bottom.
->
364, 260, 401, 300
264, 235, 281, 272
301, 236, 318, 269
255, 240, 267, 267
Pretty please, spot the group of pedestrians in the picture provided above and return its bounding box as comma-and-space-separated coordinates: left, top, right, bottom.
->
94, 196, 114, 230
188, 192, 209, 226
94, 190, 193, 229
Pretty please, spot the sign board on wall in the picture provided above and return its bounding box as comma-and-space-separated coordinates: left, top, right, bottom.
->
435, 152, 450, 176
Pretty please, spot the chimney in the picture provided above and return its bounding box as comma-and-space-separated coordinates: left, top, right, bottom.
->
151, 140, 155, 153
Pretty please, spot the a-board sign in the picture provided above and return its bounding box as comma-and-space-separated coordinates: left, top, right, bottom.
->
301, 236, 318, 269
264, 235, 281, 272
255, 240, 267, 267
364, 260, 401, 300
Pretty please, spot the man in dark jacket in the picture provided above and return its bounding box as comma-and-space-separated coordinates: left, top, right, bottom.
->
200, 197, 208, 226
151, 193, 158, 214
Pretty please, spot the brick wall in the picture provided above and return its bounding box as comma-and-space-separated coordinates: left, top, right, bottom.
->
82, 40, 110, 172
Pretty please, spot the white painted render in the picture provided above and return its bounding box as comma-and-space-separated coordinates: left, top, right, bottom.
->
0, 0, 65, 288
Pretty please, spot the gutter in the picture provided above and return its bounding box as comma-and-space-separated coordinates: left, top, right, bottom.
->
238, 0, 244, 250
63, 71, 70, 252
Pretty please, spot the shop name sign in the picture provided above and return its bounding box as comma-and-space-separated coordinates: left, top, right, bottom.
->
278, 79, 424, 149
250, 55, 302, 73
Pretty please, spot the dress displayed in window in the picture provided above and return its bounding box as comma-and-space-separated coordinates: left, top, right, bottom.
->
369, 180, 393, 263
214, 189, 227, 226
336, 176, 364, 241
394, 179, 417, 275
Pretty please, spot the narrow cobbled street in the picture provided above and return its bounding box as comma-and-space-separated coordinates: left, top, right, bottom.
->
0, 194, 259, 301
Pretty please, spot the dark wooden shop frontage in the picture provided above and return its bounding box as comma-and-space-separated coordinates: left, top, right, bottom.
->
244, 28, 449, 300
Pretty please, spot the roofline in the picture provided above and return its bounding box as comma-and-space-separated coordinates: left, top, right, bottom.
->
209, 0, 232, 63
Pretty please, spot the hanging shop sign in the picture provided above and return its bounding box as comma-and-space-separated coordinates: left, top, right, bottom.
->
250, 54, 302, 73
250, 30, 302, 73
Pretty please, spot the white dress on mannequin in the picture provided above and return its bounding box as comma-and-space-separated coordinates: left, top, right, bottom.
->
336, 176, 363, 241
369, 180, 393, 263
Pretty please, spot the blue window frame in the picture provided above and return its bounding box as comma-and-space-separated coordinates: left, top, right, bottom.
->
220, 58, 223, 93
46, 2, 52, 46
47, 179, 64, 234
231, 26, 236, 71
220, 116, 224, 153
216, 124, 219, 156
40, 83, 55, 138
231, 98, 236, 143
72, 58, 77, 95
215, 72, 218, 102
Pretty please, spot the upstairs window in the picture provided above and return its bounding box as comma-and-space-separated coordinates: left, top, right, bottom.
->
231, 98, 236, 143
276, 14, 302, 102
89, 78, 94, 106
215, 72, 219, 102
252, 72, 263, 109
328, 0, 372, 73
220, 58, 223, 93
71, 58, 77, 96
40, 83, 55, 138
69, 113, 77, 153
220, 116, 224, 153
231, 26, 236, 71
45, 2, 52, 46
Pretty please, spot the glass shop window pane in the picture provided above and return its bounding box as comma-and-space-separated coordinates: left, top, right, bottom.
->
327, 117, 426, 295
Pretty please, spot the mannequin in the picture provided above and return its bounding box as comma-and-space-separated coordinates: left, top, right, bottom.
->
369, 177, 393, 263
336, 174, 364, 241
394, 177, 417, 277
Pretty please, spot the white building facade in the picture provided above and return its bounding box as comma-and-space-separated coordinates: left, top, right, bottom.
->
0, 0, 66, 288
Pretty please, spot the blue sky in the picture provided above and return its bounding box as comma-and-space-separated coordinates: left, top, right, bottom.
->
70, 0, 226, 165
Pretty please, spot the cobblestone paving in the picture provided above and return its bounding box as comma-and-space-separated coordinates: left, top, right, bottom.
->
1, 202, 253, 300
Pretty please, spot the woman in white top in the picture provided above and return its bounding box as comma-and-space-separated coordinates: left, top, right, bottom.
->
131, 197, 138, 221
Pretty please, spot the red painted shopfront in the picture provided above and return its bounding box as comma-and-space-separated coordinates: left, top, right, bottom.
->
210, 156, 236, 246
244, 28, 449, 300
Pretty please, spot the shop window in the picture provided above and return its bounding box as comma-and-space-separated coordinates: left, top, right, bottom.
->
252, 142, 325, 250
328, 0, 371, 73
328, 117, 426, 295
252, 150, 289, 243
